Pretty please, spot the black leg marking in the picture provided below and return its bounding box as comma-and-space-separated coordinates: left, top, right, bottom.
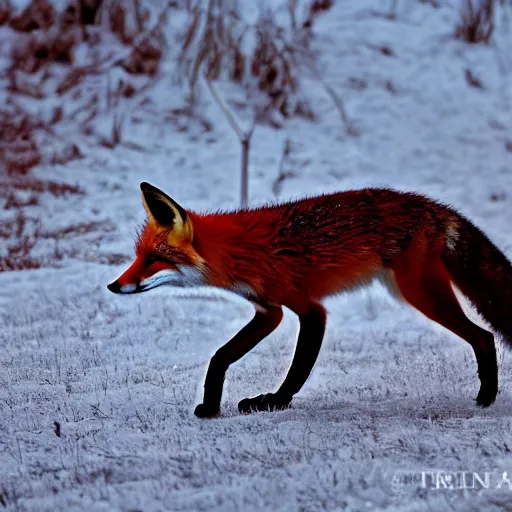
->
238, 300, 327, 414
194, 305, 283, 418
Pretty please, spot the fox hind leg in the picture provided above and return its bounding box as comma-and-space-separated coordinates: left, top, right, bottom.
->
392, 256, 498, 407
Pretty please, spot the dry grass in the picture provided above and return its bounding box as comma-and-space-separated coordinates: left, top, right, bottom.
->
0, 174, 128, 272
3, 1, 87, 173
0, 107, 43, 175
455, 0, 495, 44
179, 0, 332, 123
3, 0, 167, 167
0, 211, 42, 271
9, 0, 55, 32
110, 0, 167, 77
0, 204, 125, 271
0, 177, 84, 198
0, 102, 84, 175
0, 0, 12, 25
0, 178, 87, 271
2, 0, 333, 164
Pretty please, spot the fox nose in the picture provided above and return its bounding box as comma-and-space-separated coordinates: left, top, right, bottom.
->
107, 281, 121, 293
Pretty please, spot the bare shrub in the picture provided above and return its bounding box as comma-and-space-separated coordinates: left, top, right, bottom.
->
49, 143, 84, 165
120, 3, 169, 77
10, 28, 81, 75
102, 0, 149, 44
121, 38, 162, 76
100, 108, 125, 148
179, 0, 331, 123
0, 180, 84, 275
0, 108, 42, 175
272, 138, 294, 197
96, 0, 164, 77
1, 137, 41, 175
0, 211, 42, 271
205, 78, 255, 207
4, 0, 167, 164
9, 0, 55, 31
10, 32, 52, 74
0, 202, 122, 270
108, 1, 135, 43
55, 63, 100, 96
0, 0, 12, 25
10, 3, 160, 87
4, 192, 39, 209
455, 0, 495, 44
79, 0, 102, 25
180, 0, 351, 205
249, 14, 302, 119
0, 178, 84, 197
9, 1, 90, 75
9, 0, 100, 32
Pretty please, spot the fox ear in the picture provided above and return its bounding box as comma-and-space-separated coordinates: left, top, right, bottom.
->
140, 182, 193, 241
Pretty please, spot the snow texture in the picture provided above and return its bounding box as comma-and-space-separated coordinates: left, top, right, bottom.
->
2, 1, 512, 511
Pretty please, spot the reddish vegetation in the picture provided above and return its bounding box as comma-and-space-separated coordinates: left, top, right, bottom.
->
455, 0, 494, 44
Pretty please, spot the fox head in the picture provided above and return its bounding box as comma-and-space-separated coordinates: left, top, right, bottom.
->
107, 182, 205, 294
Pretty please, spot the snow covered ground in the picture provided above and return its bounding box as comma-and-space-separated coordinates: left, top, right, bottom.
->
2, 0, 512, 510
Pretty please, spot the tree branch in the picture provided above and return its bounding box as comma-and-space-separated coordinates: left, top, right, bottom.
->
204, 76, 255, 141
290, 44, 354, 135
204, 75, 256, 207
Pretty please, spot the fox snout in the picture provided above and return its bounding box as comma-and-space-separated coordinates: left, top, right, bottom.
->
107, 268, 191, 295
107, 281, 139, 294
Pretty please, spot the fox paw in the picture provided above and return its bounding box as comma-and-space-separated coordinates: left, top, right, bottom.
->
476, 384, 498, 408
194, 403, 220, 418
238, 393, 292, 414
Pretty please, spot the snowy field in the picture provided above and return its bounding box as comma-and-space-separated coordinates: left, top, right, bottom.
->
2, 0, 512, 510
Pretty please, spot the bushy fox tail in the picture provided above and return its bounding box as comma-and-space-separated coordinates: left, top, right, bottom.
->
442, 215, 512, 344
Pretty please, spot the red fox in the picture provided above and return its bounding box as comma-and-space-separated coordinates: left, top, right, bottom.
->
108, 182, 512, 418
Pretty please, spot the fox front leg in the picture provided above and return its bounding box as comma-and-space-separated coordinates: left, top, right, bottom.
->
238, 300, 326, 414
194, 304, 283, 418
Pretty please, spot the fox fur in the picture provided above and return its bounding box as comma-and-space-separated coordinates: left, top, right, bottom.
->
108, 183, 512, 417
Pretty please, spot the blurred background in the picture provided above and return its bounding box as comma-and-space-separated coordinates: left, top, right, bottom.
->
2, 1, 512, 510
2, 0, 511, 272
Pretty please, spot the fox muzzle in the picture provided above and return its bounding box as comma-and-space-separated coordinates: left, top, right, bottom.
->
107, 281, 140, 294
